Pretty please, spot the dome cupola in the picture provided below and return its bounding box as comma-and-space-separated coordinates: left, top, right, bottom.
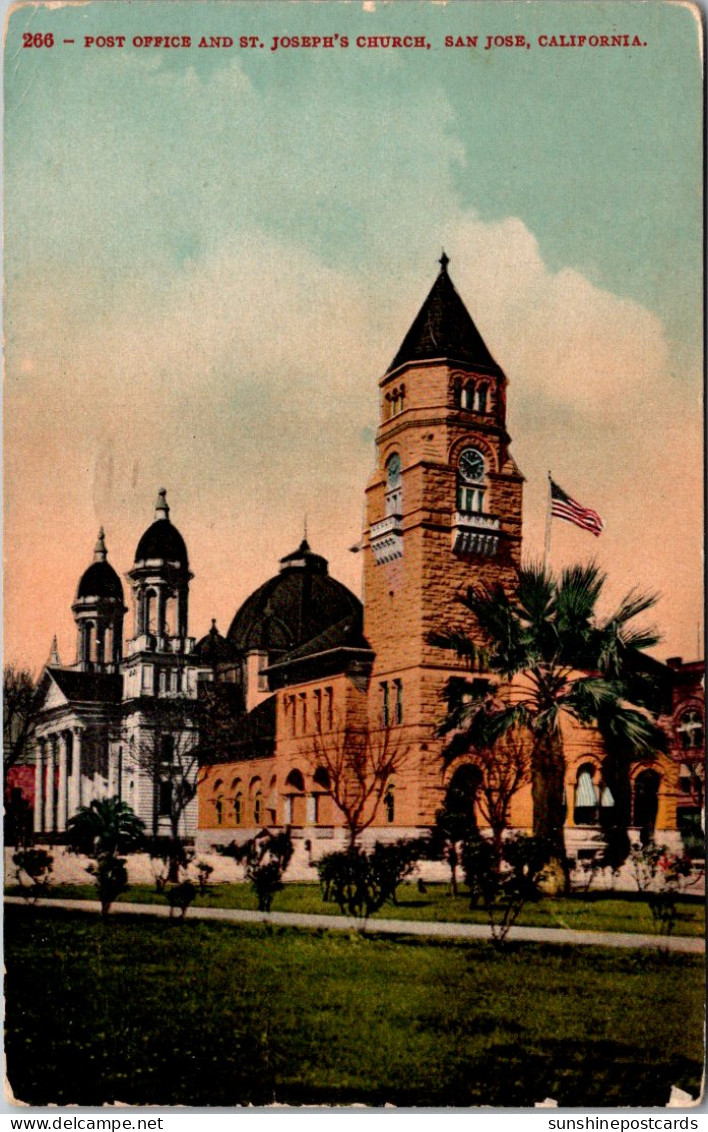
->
134, 488, 189, 569
72, 528, 126, 671
76, 528, 124, 602
127, 489, 193, 645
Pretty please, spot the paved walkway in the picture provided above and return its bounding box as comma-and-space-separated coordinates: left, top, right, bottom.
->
5, 896, 704, 953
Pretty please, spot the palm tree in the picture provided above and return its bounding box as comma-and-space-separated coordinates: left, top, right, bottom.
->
66, 796, 145, 859
431, 563, 667, 885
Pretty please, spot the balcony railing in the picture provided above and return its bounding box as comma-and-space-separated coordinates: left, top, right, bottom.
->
370, 514, 403, 565
452, 512, 501, 557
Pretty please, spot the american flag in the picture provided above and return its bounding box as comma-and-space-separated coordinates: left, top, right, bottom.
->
550, 479, 604, 537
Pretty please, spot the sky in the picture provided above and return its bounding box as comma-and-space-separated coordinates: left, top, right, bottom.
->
4, 0, 703, 675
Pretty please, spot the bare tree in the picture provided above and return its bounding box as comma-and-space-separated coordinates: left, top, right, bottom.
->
461, 729, 532, 871
3, 665, 37, 777
312, 723, 410, 849
131, 697, 205, 881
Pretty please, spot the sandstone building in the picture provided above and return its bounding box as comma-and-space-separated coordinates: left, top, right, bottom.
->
28, 257, 704, 864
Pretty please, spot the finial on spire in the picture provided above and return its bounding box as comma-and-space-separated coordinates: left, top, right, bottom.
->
439, 249, 449, 273
49, 634, 61, 666
303, 513, 308, 541
155, 488, 170, 520
94, 527, 107, 562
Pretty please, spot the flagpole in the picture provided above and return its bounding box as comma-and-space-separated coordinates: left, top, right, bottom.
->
543, 471, 552, 574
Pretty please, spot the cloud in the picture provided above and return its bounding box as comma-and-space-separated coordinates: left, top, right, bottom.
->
4, 53, 701, 670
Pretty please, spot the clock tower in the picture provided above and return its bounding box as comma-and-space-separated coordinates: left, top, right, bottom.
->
362, 254, 524, 825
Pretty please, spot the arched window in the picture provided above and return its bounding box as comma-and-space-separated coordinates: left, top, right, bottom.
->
285, 769, 305, 793
677, 709, 703, 750
461, 382, 475, 410
313, 766, 331, 790
456, 447, 486, 514
254, 791, 264, 826
385, 452, 402, 517
384, 785, 395, 824
215, 795, 224, 826
444, 764, 481, 827
145, 589, 157, 634
633, 769, 661, 837
476, 384, 488, 413
574, 763, 599, 826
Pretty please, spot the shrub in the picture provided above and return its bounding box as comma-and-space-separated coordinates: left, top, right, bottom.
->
147, 836, 194, 892
166, 880, 197, 919
217, 829, 293, 912
66, 797, 145, 917
318, 839, 422, 918
462, 833, 548, 945
13, 848, 54, 902
87, 855, 129, 917
195, 861, 214, 894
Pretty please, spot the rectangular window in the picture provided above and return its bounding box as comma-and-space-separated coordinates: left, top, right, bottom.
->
300, 693, 308, 734
158, 779, 172, 817
457, 486, 484, 514
394, 679, 403, 725
381, 682, 390, 728
314, 689, 322, 732
141, 664, 154, 693
325, 687, 334, 731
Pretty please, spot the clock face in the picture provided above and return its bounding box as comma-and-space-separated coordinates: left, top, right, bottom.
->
459, 447, 485, 483
386, 452, 402, 489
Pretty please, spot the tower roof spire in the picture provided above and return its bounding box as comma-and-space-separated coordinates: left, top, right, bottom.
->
93, 527, 107, 562
154, 488, 170, 521
386, 253, 502, 376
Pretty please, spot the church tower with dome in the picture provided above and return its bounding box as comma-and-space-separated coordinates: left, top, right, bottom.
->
32, 492, 209, 839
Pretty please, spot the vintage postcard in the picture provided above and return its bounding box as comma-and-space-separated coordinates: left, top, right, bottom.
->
3, 0, 704, 1113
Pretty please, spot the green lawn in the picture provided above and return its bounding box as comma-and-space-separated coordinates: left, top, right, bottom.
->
6, 880, 705, 937
5, 906, 704, 1107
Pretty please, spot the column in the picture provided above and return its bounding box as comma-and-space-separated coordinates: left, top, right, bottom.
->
56, 733, 68, 832
113, 615, 124, 665
74, 728, 84, 810
156, 588, 166, 642
34, 740, 45, 834
177, 585, 189, 639
44, 736, 57, 833
95, 626, 106, 668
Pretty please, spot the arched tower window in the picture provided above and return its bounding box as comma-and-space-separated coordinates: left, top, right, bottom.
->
385, 452, 403, 517
476, 384, 488, 413
461, 381, 475, 410
456, 447, 486, 514
145, 589, 157, 634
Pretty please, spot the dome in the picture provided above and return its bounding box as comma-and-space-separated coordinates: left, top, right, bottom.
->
133, 489, 189, 569
75, 528, 124, 602
193, 620, 239, 665
228, 539, 361, 654
77, 560, 124, 601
